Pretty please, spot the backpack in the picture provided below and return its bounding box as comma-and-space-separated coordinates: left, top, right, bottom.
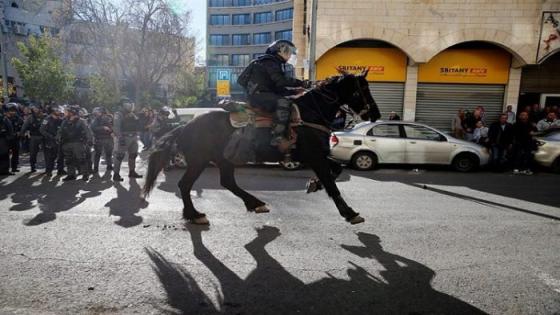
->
237, 59, 259, 90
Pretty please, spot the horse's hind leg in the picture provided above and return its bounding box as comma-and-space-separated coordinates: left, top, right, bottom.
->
217, 161, 267, 212
178, 160, 207, 224
308, 158, 364, 224
306, 159, 343, 193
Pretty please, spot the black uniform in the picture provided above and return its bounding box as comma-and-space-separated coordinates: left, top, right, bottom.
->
7, 113, 23, 172
21, 112, 45, 171
0, 113, 14, 174
40, 115, 65, 174
240, 54, 303, 141
90, 114, 114, 172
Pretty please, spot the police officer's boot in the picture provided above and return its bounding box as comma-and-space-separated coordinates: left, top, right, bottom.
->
128, 156, 142, 178
270, 98, 292, 154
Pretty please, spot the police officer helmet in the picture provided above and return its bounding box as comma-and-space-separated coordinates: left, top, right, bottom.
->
5, 103, 18, 111
121, 98, 135, 112
266, 40, 297, 56
92, 107, 107, 115
79, 108, 89, 117
66, 105, 80, 116
47, 105, 61, 115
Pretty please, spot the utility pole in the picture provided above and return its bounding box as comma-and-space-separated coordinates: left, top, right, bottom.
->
0, 2, 9, 105
308, 0, 318, 81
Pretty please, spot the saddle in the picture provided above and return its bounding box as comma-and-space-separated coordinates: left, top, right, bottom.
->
221, 100, 300, 165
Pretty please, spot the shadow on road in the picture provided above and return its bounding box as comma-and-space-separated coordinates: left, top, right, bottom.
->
105, 178, 148, 228
0, 172, 114, 226
349, 168, 560, 220
147, 226, 486, 314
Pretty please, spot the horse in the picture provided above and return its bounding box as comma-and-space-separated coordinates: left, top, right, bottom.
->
143, 70, 380, 225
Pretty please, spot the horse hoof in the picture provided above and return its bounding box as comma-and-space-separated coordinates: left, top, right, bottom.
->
348, 215, 365, 225
306, 179, 323, 194
254, 205, 270, 213
191, 216, 210, 225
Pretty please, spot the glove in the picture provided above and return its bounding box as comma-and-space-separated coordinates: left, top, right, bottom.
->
302, 80, 313, 89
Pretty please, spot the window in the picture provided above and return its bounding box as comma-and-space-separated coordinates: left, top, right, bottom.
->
232, 34, 250, 45
232, 14, 251, 25
275, 29, 292, 41
232, 0, 251, 6
254, 12, 273, 24
210, 14, 230, 25
254, 0, 281, 4
275, 8, 293, 21
403, 125, 443, 141
211, 54, 229, 66
209, 34, 229, 46
253, 32, 271, 45
208, 71, 217, 88
232, 54, 250, 66
368, 124, 401, 138
209, 0, 227, 7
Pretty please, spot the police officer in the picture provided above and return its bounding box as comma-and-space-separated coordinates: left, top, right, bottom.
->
79, 107, 94, 175
0, 110, 14, 175
40, 106, 65, 176
152, 106, 180, 139
90, 107, 114, 173
4, 103, 23, 172
237, 40, 308, 151
57, 105, 92, 181
113, 99, 142, 182
21, 105, 45, 172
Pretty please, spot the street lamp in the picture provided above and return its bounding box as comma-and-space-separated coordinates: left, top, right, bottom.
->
308, 0, 318, 80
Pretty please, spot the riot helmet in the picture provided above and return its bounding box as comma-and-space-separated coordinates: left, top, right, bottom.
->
266, 40, 297, 63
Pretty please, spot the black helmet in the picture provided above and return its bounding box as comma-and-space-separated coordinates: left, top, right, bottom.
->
66, 105, 80, 116
92, 107, 107, 115
5, 103, 18, 112
266, 40, 296, 56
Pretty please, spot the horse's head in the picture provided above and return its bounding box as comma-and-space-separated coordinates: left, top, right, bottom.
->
327, 70, 381, 122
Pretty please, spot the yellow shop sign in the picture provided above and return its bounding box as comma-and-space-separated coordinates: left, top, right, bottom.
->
316, 48, 407, 82
418, 49, 511, 84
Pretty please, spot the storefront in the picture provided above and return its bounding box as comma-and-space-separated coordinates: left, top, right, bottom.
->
316, 47, 407, 119
416, 49, 511, 132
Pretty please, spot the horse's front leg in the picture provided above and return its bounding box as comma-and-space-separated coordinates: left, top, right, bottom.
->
308, 158, 364, 224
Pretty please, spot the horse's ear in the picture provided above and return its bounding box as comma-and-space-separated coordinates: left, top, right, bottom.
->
360, 68, 369, 78
336, 66, 349, 76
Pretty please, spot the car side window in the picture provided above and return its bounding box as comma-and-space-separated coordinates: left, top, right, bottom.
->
367, 125, 401, 138
404, 125, 442, 141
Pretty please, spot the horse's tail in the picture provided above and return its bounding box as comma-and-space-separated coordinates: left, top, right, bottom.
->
143, 126, 183, 197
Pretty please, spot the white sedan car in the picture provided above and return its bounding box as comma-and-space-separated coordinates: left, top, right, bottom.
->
330, 121, 489, 172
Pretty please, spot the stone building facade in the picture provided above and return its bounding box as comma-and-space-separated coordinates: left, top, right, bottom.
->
293, 0, 560, 130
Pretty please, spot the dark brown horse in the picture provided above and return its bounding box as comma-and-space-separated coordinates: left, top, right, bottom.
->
143, 71, 380, 225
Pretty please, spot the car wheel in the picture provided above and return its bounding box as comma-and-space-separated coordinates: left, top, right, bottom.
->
452, 153, 478, 172
174, 152, 188, 168
351, 152, 377, 171
552, 157, 560, 174
280, 160, 302, 171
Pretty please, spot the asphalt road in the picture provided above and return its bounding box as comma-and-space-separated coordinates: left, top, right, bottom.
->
0, 162, 559, 315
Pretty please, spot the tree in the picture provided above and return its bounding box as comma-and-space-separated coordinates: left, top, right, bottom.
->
89, 74, 121, 109
63, 0, 196, 105
11, 34, 75, 104
170, 69, 207, 108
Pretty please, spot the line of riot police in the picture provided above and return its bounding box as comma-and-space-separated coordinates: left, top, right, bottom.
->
0, 99, 150, 182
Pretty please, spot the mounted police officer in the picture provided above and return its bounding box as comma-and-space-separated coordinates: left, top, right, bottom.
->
58, 105, 92, 181
90, 107, 114, 173
40, 106, 66, 176
4, 103, 23, 172
0, 109, 14, 175
113, 98, 142, 182
237, 40, 308, 152
21, 105, 45, 172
